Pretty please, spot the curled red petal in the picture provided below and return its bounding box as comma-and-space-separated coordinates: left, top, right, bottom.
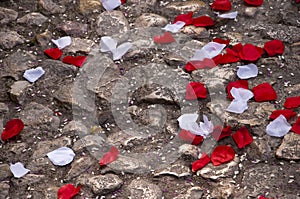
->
179, 130, 204, 145
153, 32, 175, 44
232, 126, 253, 149
1, 119, 24, 140
191, 153, 211, 172
239, 44, 263, 61
192, 16, 214, 27
291, 116, 300, 135
211, 145, 235, 166
57, 184, 81, 199
211, 0, 232, 11
44, 48, 63, 60
269, 109, 297, 120
244, 0, 263, 6
213, 38, 230, 45
212, 125, 232, 141
173, 12, 194, 26
252, 83, 277, 102
99, 146, 119, 166
283, 96, 300, 109
185, 82, 207, 100
62, 56, 87, 68
264, 40, 284, 57
226, 80, 249, 100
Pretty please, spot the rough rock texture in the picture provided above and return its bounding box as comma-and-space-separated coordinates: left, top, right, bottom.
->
17, 12, 48, 26
96, 11, 129, 36
276, 133, 300, 160
0, 31, 25, 49
0, 7, 18, 24
127, 179, 163, 199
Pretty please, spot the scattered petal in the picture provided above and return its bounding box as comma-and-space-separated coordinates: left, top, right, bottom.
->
237, 63, 258, 79
217, 11, 238, 19
44, 48, 63, 60
173, 12, 193, 26
177, 114, 202, 136
266, 115, 291, 137
101, 0, 121, 11
227, 80, 249, 100
99, 146, 119, 166
291, 117, 300, 135
100, 36, 118, 52
1, 119, 24, 140
213, 52, 240, 65
62, 56, 87, 67
184, 59, 216, 72
211, 0, 232, 11
23, 66, 45, 83
252, 83, 277, 102
162, 21, 186, 33
283, 96, 300, 109
153, 32, 175, 44
191, 153, 211, 172
58, 184, 81, 199
239, 44, 263, 61
269, 109, 297, 120
227, 99, 249, 114
51, 36, 72, 49
212, 38, 230, 45
232, 126, 253, 148
191, 42, 226, 61
212, 125, 232, 141
179, 130, 204, 145
244, 0, 263, 6
47, 147, 76, 166
111, 42, 132, 60
230, 87, 254, 101
10, 162, 30, 178
199, 115, 215, 137
192, 16, 214, 27
211, 145, 235, 166
185, 82, 207, 100
264, 39, 284, 57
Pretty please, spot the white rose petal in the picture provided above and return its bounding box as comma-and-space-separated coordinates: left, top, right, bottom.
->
266, 115, 292, 137
237, 63, 258, 79
47, 147, 75, 166
101, 0, 121, 11
191, 42, 226, 61
10, 162, 30, 178
217, 11, 238, 19
51, 36, 72, 49
23, 66, 45, 83
162, 21, 186, 33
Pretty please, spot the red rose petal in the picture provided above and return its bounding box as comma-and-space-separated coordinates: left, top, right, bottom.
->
185, 82, 207, 100
213, 52, 240, 65
232, 126, 253, 149
192, 16, 214, 27
211, 145, 235, 166
284, 96, 300, 109
264, 40, 284, 57
244, 0, 263, 6
291, 116, 300, 135
252, 83, 277, 102
184, 59, 216, 72
1, 119, 24, 140
211, 0, 232, 11
57, 184, 81, 199
213, 38, 230, 45
230, 43, 243, 57
258, 196, 272, 199
239, 44, 263, 61
226, 80, 249, 100
191, 153, 211, 172
269, 109, 297, 120
62, 56, 87, 67
121, 0, 126, 3
173, 12, 194, 26
212, 125, 232, 141
179, 130, 204, 145
99, 146, 119, 166
153, 32, 175, 44
44, 48, 63, 60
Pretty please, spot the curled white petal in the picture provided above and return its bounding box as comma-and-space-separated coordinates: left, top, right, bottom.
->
100, 36, 118, 52
47, 147, 75, 166
237, 64, 258, 79
177, 113, 202, 135
10, 162, 30, 178
191, 42, 226, 61
23, 66, 45, 83
111, 42, 133, 60
101, 0, 121, 11
266, 115, 291, 137
217, 11, 238, 19
199, 114, 214, 137
51, 36, 72, 49
162, 21, 185, 33
226, 100, 248, 114
230, 87, 254, 102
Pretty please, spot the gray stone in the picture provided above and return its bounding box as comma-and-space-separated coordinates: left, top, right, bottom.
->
127, 179, 162, 199
53, 83, 73, 105
57, 21, 88, 36
35, 30, 52, 47
0, 103, 9, 114
79, 0, 102, 15
0, 7, 18, 24
127, 0, 156, 6
66, 156, 95, 180
165, 1, 207, 12
244, 7, 258, 17
211, 180, 235, 199
108, 155, 148, 174
186, 187, 204, 199
154, 161, 191, 177
0, 164, 12, 180
2, 51, 36, 80
197, 157, 239, 180
73, 135, 105, 151
27, 158, 51, 173
180, 26, 209, 39
0, 31, 25, 49
178, 144, 199, 159
0, 182, 10, 199
86, 174, 123, 194
96, 11, 129, 36
11, 174, 45, 186
39, 0, 66, 14
139, 87, 177, 105
276, 133, 300, 160
62, 120, 88, 136
107, 131, 145, 148
64, 38, 95, 54
17, 12, 48, 26
135, 13, 168, 28
10, 81, 31, 104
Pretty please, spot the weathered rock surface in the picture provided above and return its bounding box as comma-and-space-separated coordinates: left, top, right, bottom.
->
0, 164, 12, 180
66, 156, 95, 180
84, 174, 123, 194
64, 38, 95, 53
17, 12, 48, 26
127, 179, 163, 199
108, 155, 149, 174
79, 0, 102, 15
57, 21, 88, 36
165, 1, 207, 12
39, 0, 66, 14
0, 31, 25, 49
10, 80, 31, 104
96, 11, 129, 36
0, 7, 18, 24
276, 133, 300, 160
135, 13, 168, 27
0, 182, 10, 199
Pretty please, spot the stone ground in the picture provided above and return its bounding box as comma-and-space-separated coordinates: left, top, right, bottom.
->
0, 0, 300, 198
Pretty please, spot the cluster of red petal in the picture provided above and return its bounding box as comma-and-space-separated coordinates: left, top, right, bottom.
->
239, 44, 264, 61
44, 48, 63, 60
211, 145, 235, 166
264, 40, 284, 56
179, 130, 204, 145
185, 82, 207, 100
211, 0, 232, 11
213, 38, 230, 45
173, 12, 194, 26
62, 56, 87, 68
173, 12, 214, 27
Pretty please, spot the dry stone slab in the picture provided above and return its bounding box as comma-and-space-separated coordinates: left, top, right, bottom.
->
276, 133, 300, 160
57, 21, 88, 36
39, 0, 66, 14
17, 12, 48, 26
86, 174, 123, 194
0, 164, 12, 180
79, 0, 102, 15
135, 13, 168, 28
64, 38, 95, 54
96, 11, 129, 36
0, 182, 10, 199
10, 80, 31, 104
0, 31, 25, 49
0, 7, 18, 24
165, 1, 207, 13
127, 179, 163, 199
66, 156, 95, 180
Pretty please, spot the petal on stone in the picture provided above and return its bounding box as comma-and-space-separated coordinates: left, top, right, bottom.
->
100, 36, 118, 52
23, 66, 45, 83
230, 87, 254, 101
266, 115, 292, 137
237, 63, 258, 79
10, 162, 30, 178
217, 11, 238, 19
177, 114, 202, 135
47, 147, 76, 166
111, 42, 132, 60
226, 100, 248, 114
162, 21, 186, 33
199, 114, 214, 137
191, 42, 226, 61
51, 36, 72, 49
101, 0, 121, 11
